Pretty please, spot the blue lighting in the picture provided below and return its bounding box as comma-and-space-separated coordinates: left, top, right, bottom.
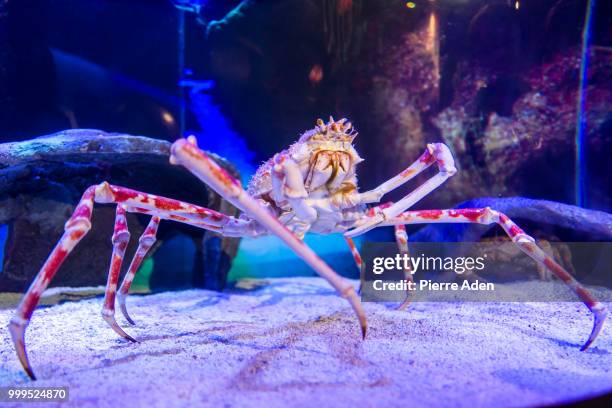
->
574, 0, 596, 207
0, 224, 7, 268
187, 88, 257, 181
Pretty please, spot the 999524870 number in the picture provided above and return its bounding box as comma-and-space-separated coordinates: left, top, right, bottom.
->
0, 387, 69, 402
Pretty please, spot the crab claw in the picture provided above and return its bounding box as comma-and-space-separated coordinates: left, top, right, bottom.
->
581, 305, 607, 351
8, 319, 36, 380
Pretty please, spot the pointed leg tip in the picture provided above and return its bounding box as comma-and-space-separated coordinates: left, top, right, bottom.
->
344, 287, 368, 340
8, 320, 37, 380
580, 334, 597, 351
118, 300, 137, 326
581, 306, 607, 351
396, 296, 412, 311
579, 305, 607, 352
24, 367, 37, 381
103, 313, 138, 343
396, 302, 411, 311
358, 310, 368, 340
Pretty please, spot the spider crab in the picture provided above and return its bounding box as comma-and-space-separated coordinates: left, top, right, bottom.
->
9, 117, 607, 379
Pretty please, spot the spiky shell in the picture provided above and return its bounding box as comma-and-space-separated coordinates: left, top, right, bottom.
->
246, 117, 363, 198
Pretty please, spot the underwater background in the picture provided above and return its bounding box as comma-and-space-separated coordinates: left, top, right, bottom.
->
0, 0, 610, 294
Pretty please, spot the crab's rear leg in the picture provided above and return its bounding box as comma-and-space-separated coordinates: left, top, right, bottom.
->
379, 208, 607, 350
171, 137, 367, 339
8, 186, 96, 380
101, 205, 137, 342
117, 216, 160, 325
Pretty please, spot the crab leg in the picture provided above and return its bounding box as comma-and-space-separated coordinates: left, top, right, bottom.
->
8, 186, 96, 380
345, 237, 363, 273
117, 216, 160, 325
170, 137, 367, 338
356, 144, 452, 203
9, 182, 258, 379
378, 207, 607, 350
344, 237, 364, 295
347, 205, 413, 307
394, 225, 413, 310
346, 143, 457, 237
101, 206, 135, 342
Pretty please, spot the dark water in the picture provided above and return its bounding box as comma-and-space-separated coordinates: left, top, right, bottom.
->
1, 0, 610, 207
0, 1, 610, 287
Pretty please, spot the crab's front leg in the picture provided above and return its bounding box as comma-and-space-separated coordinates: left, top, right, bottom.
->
346, 143, 457, 237
170, 137, 367, 337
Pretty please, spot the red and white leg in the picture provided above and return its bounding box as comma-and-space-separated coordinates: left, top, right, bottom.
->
394, 225, 413, 310
352, 204, 413, 308
376, 207, 607, 350
101, 205, 135, 342
9, 186, 95, 380
344, 237, 363, 295
117, 216, 160, 325
347, 143, 457, 236
9, 182, 258, 379
170, 137, 366, 338
345, 236, 363, 273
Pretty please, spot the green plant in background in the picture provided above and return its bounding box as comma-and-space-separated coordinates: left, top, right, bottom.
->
131, 258, 154, 293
